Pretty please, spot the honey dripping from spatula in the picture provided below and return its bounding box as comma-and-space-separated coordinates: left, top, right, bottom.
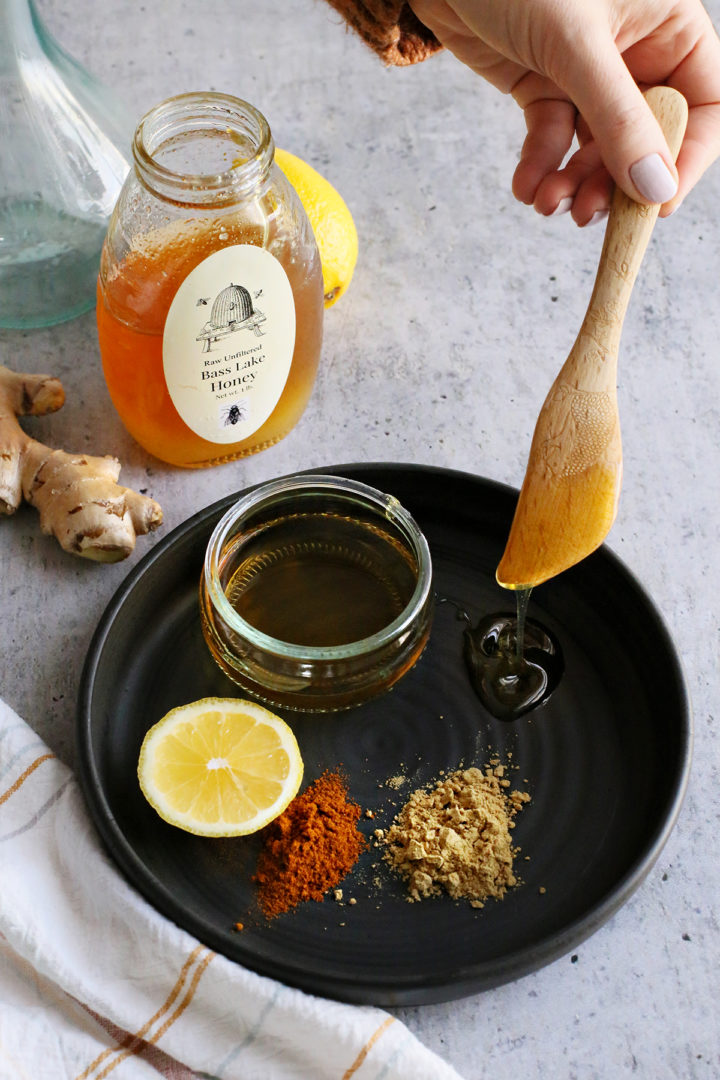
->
463, 589, 564, 720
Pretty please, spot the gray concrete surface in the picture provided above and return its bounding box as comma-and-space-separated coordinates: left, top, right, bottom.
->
2, 1, 719, 1076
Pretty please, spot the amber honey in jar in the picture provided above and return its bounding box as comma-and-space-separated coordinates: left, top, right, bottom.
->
96, 92, 323, 467
200, 475, 435, 712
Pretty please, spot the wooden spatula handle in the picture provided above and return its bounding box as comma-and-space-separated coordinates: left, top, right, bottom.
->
579, 86, 688, 359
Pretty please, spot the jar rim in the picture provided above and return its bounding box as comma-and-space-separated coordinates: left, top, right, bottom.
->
203, 474, 434, 661
132, 91, 274, 204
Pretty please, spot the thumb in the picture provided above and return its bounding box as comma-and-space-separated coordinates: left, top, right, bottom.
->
564, 45, 679, 205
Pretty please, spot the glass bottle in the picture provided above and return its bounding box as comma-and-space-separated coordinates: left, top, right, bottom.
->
0, 0, 131, 329
96, 92, 324, 468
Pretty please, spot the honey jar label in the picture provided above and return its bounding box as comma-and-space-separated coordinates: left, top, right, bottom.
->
163, 244, 296, 443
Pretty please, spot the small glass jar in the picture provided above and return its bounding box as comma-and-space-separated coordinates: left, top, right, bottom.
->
96, 92, 324, 467
200, 475, 434, 712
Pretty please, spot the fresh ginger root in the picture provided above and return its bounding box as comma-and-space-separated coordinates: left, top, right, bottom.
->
0, 365, 162, 562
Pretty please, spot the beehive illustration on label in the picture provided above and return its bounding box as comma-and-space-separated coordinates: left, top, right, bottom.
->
196, 282, 266, 352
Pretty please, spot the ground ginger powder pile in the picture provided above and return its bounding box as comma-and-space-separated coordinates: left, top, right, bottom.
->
381, 765, 530, 906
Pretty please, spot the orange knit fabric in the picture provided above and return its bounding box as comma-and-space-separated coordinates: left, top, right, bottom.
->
323, 0, 442, 66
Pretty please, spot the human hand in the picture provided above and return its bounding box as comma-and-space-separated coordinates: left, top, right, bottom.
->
408, 0, 720, 225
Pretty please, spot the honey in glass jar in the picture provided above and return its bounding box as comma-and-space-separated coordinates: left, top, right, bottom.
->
96, 92, 324, 467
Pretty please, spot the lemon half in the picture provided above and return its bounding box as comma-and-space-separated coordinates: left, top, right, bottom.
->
137, 698, 303, 837
274, 147, 358, 307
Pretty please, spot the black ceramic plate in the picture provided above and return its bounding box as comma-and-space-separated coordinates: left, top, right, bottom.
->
77, 464, 691, 1006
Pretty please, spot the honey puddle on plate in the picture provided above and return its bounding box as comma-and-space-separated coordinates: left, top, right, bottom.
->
461, 589, 564, 720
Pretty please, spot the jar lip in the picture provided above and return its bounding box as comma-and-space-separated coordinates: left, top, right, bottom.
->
132, 91, 274, 203
203, 474, 434, 661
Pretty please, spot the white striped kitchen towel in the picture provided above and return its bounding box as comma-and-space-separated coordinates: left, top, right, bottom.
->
0, 698, 464, 1080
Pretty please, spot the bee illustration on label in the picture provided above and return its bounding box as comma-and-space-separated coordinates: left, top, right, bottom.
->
221, 401, 249, 427
197, 282, 266, 353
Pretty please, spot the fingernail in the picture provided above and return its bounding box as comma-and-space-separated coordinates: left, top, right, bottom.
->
550, 196, 573, 216
584, 210, 609, 227
629, 153, 678, 203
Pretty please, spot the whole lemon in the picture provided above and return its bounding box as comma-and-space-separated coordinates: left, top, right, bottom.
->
274, 148, 358, 308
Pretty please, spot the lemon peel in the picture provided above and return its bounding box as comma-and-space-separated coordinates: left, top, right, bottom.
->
274, 148, 358, 307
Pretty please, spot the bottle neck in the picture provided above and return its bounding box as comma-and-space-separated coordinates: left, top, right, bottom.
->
132, 92, 275, 208
0, 0, 41, 67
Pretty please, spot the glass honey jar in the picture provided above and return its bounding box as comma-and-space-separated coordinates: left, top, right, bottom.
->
96, 92, 324, 467
200, 474, 435, 712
